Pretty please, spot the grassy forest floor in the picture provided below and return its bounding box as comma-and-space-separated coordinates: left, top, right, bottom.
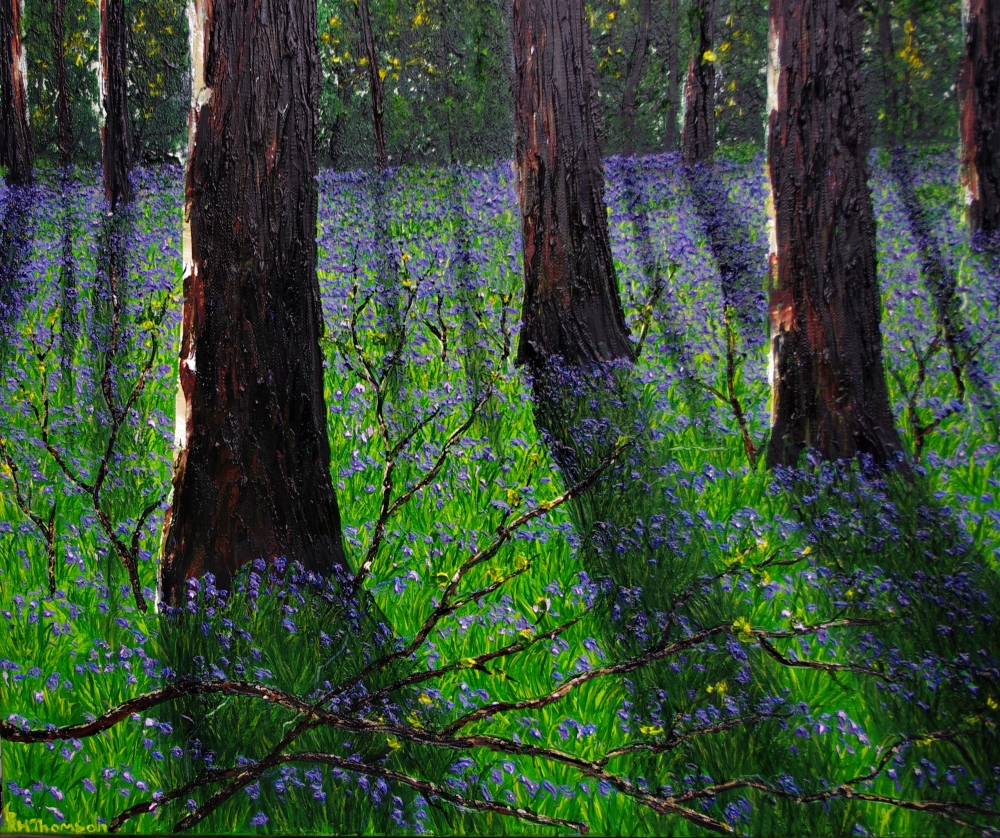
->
0, 147, 998, 836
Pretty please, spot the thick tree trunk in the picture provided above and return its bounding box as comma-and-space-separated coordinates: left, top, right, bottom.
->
100, 0, 132, 207
512, 0, 634, 370
681, 0, 715, 165
664, 0, 680, 151
159, 0, 347, 607
877, 0, 899, 148
52, 0, 73, 166
766, 0, 906, 470
357, 0, 387, 171
621, 0, 652, 157
0, 0, 32, 185
959, 0, 1000, 234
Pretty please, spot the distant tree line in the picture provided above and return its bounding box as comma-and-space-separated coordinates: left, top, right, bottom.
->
0, 0, 976, 177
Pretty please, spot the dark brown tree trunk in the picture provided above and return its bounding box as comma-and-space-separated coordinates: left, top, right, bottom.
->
622, 0, 652, 157
664, 0, 680, 151
159, 0, 347, 607
681, 0, 715, 164
959, 0, 1000, 234
766, 0, 906, 470
357, 0, 387, 171
877, 0, 899, 148
329, 68, 352, 169
438, 0, 457, 163
0, 0, 32, 185
52, 0, 73, 166
100, 0, 132, 207
512, 0, 634, 370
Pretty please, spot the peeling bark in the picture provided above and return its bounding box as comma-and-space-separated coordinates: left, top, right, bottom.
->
52, 0, 73, 166
766, 0, 906, 470
357, 0, 387, 171
160, 0, 346, 607
0, 0, 32, 185
959, 0, 1000, 233
100, 0, 132, 206
621, 0, 652, 157
681, 0, 715, 165
512, 0, 634, 370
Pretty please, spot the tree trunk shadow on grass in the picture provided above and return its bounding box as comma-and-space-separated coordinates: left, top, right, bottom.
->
153, 563, 410, 836
0, 182, 33, 834
779, 462, 1000, 815
682, 160, 767, 349
888, 147, 998, 435
528, 358, 1000, 834
57, 173, 79, 398
525, 357, 808, 830
0, 185, 35, 361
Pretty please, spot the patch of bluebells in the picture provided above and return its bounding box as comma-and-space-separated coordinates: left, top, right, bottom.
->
3, 150, 1000, 834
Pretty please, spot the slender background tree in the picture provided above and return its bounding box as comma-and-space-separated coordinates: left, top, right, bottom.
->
357, 0, 388, 171
51, 0, 72, 166
876, 0, 900, 148
159, 0, 347, 606
620, 0, 652, 157
682, 0, 716, 164
766, 0, 906, 469
99, 0, 132, 205
663, 0, 681, 151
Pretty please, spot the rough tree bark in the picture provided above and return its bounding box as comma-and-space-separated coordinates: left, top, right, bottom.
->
100, 0, 132, 206
681, 0, 715, 164
766, 0, 906, 469
877, 0, 899, 148
512, 0, 634, 370
52, 0, 73, 166
357, 0, 387, 171
959, 0, 1000, 234
159, 0, 347, 607
621, 0, 652, 157
0, 0, 32, 185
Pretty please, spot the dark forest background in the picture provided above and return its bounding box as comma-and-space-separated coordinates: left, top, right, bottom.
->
19, 0, 963, 173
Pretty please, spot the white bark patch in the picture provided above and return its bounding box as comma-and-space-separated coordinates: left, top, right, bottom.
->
765, 12, 781, 421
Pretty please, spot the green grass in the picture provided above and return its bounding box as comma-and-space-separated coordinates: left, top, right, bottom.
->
1, 155, 998, 836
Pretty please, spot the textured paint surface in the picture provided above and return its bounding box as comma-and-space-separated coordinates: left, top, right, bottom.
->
100, 0, 133, 206
620, 0, 652, 157
0, 0, 33, 185
159, 0, 347, 607
52, 0, 73, 166
681, 0, 716, 165
358, 0, 388, 171
766, 0, 905, 468
512, 0, 634, 370
959, 0, 1000, 233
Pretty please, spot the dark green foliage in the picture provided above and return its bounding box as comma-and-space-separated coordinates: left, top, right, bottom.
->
22, 0, 188, 170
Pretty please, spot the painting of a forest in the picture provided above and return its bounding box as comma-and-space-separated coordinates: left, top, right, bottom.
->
1, 0, 999, 835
